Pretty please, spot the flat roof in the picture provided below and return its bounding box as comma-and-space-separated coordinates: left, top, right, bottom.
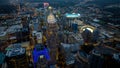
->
7, 25, 22, 33
6, 48, 25, 57
65, 13, 80, 18
0, 32, 7, 37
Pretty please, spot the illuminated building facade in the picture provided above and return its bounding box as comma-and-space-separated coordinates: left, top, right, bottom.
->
47, 13, 56, 24
6, 44, 28, 68
32, 44, 50, 68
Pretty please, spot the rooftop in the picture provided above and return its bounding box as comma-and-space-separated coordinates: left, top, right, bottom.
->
65, 13, 80, 18
7, 25, 22, 34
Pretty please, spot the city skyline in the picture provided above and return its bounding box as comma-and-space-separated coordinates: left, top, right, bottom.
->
0, 0, 119, 68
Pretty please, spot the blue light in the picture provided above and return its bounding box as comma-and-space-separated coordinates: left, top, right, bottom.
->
33, 47, 50, 64
65, 13, 80, 18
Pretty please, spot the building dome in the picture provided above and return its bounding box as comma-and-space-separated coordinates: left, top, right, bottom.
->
83, 27, 94, 33
47, 13, 56, 24
81, 25, 95, 33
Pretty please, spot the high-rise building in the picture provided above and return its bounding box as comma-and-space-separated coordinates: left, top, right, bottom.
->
89, 46, 120, 68
6, 44, 28, 68
47, 13, 56, 24
36, 55, 48, 68
46, 6, 59, 65
0, 52, 5, 67
47, 6, 58, 31
82, 28, 92, 43
92, 28, 100, 43
60, 43, 81, 65
32, 44, 50, 68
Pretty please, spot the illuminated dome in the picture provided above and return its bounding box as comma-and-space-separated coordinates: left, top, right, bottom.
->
80, 25, 95, 33
83, 28, 94, 33
47, 13, 56, 24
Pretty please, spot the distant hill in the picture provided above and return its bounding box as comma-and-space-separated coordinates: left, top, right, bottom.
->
0, 0, 10, 5
26, 0, 76, 8
0, 5, 17, 14
86, 0, 119, 6
0, 0, 18, 14
85, 0, 120, 24
90, 0, 120, 17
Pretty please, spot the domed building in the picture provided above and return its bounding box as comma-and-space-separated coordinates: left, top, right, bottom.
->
80, 25, 95, 33
47, 6, 59, 32
80, 25, 100, 44
45, 7, 59, 64
82, 28, 93, 43
92, 28, 100, 43
47, 13, 56, 24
